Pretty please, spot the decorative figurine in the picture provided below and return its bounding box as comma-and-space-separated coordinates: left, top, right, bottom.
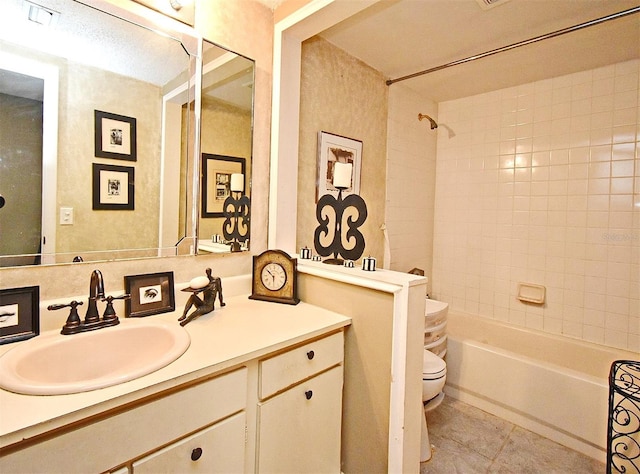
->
178, 268, 225, 326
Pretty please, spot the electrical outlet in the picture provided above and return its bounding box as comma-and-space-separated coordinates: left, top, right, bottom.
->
60, 207, 74, 225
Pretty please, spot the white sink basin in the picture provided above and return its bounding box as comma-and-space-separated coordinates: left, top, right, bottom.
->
0, 319, 190, 395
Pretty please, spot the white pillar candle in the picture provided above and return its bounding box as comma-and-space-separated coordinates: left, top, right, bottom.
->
230, 173, 244, 192
333, 162, 352, 188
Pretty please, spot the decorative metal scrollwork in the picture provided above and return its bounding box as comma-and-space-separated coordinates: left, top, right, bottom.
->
222, 193, 250, 252
608, 360, 640, 474
313, 189, 367, 264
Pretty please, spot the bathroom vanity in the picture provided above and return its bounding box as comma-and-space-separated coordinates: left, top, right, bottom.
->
0, 296, 350, 473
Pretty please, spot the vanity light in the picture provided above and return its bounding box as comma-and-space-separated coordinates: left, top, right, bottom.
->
169, 0, 192, 11
24, 1, 59, 27
132, 0, 195, 26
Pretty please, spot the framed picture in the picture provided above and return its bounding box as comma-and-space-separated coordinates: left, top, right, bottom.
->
94, 110, 137, 161
92, 163, 135, 210
317, 131, 362, 201
124, 272, 175, 318
202, 153, 246, 218
0, 286, 39, 344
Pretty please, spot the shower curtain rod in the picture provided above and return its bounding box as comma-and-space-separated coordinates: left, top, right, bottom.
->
386, 6, 640, 86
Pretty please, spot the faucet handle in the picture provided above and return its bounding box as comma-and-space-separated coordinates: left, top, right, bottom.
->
101, 294, 131, 321
48, 300, 84, 335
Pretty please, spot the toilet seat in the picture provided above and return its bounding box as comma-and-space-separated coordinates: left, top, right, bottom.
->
423, 349, 446, 380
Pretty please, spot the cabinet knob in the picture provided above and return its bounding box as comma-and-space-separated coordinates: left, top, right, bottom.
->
305, 390, 313, 400
306, 350, 315, 360
191, 447, 203, 461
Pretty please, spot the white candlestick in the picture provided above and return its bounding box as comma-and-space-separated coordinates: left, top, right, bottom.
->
230, 173, 244, 192
333, 162, 352, 189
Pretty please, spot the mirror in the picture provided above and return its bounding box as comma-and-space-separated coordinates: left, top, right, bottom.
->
0, 0, 254, 267
196, 41, 254, 254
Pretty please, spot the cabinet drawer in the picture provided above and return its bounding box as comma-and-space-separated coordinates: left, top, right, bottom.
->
0, 368, 248, 474
259, 331, 344, 399
133, 411, 246, 473
257, 365, 344, 473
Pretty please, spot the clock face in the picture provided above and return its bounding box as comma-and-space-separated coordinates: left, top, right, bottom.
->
261, 262, 287, 291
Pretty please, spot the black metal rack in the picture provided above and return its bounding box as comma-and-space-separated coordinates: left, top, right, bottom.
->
607, 360, 640, 473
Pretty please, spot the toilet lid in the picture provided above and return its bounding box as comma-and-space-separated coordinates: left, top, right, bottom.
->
423, 349, 446, 378
425, 299, 448, 316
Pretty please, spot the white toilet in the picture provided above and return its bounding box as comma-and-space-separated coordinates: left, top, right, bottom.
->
421, 298, 448, 462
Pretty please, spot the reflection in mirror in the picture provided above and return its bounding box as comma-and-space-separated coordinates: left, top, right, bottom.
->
196, 41, 254, 255
0, 0, 195, 267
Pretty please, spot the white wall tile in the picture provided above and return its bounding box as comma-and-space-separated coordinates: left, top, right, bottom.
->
431, 59, 639, 351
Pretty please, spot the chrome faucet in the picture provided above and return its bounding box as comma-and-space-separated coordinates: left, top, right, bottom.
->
48, 269, 128, 335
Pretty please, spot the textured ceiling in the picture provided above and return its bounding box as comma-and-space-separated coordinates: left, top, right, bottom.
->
0, 0, 187, 87
318, 0, 640, 102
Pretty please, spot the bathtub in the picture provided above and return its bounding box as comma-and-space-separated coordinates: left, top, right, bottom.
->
444, 310, 639, 462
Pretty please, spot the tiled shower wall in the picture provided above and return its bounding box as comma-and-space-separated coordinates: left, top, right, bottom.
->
432, 59, 639, 351
386, 84, 437, 284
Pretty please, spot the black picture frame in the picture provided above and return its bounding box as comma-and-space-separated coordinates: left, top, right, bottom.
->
94, 110, 137, 161
201, 154, 246, 218
92, 163, 135, 210
0, 286, 40, 344
124, 271, 175, 318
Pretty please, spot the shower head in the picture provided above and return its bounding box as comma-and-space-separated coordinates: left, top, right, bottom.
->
418, 113, 438, 130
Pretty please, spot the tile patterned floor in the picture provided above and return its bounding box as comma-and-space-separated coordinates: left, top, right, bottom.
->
420, 397, 606, 473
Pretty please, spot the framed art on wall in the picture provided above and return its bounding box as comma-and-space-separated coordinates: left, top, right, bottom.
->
94, 110, 137, 161
92, 163, 135, 210
124, 271, 175, 318
316, 131, 362, 200
201, 153, 246, 218
0, 286, 39, 344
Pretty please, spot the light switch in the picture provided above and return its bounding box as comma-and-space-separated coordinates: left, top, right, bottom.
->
60, 207, 74, 225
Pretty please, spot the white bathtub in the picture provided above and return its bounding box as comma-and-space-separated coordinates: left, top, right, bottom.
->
444, 310, 639, 462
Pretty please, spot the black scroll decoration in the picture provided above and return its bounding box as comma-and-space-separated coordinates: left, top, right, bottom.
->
313, 189, 367, 264
607, 360, 640, 474
222, 193, 251, 252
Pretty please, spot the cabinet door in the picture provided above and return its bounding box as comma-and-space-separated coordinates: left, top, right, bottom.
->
133, 412, 245, 473
257, 366, 343, 474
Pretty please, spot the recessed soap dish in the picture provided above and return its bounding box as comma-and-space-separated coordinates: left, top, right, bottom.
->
517, 282, 546, 304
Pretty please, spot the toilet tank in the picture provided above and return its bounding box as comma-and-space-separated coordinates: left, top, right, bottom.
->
424, 299, 449, 358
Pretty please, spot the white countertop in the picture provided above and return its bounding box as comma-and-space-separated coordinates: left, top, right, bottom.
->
0, 295, 351, 448
296, 257, 427, 293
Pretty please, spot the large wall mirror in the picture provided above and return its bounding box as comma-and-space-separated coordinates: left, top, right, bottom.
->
197, 41, 254, 254
0, 0, 254, 267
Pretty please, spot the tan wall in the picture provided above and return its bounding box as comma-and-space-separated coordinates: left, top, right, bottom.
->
195, 0, 273, 252
199, 99, 252, 239
298, 273, 393, 473
297, 37, 388, 263
0, 94, 42, 259
57, 62, 161, 254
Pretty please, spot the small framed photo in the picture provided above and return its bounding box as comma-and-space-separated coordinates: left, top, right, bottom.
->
92, 163, 135, 210
0, 286, 40, 344
201, 154, 246, 218
94, 110, 137, 161
317, 131, 362, 201
124, 272, 175, 318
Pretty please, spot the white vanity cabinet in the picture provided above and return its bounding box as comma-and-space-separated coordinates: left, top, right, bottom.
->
256, 331, 345, 473
1, 368, 248, 474
132, 411, 246, 473
0, 299, 351, 474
